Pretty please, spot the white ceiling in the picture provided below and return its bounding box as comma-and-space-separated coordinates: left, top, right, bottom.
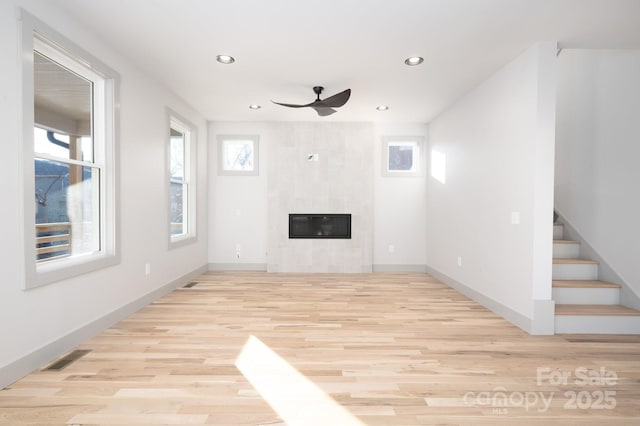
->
53, 0, 640, 123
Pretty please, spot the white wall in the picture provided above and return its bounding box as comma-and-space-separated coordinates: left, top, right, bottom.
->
0, 0, 208, 388
208, 122, 269, 269
555, 49, 640, 302
373, 123, 428, 270
426, 42, 556, 334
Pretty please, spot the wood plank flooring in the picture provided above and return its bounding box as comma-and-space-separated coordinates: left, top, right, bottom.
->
2, 272, 640, 425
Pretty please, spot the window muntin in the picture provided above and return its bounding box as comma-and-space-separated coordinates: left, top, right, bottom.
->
21, 10, 119, 288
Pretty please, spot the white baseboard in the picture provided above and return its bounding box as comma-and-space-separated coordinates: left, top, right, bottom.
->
372, 264, 428, 273
208, 263, 267, 271
0, 264, 208, 390
426, 266, 534, 334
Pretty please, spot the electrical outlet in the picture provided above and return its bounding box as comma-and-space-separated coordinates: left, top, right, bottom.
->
388, 244, 395, 253
145, 263, 151, 275
457, 256, 462, 267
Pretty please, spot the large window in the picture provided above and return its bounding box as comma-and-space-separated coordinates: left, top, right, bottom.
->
168, 111, 197, 248
21, 11, 119, 288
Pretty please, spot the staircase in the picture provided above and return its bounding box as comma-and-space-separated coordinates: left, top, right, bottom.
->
553, 223, 640, 334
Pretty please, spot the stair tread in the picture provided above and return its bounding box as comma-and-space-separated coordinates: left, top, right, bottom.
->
553, 258, 599, 265
553, 239, 579, 244
553, 280, 621, 289
556, 304, 640, 316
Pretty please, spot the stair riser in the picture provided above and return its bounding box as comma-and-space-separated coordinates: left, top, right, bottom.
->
552, 243, 580, 259
552, 263, 598, 280
552, 288, 620, 305
555, 315, 640, 334
553, 225, 564, 239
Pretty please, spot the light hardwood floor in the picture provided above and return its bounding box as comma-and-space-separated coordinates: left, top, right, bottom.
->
1, 272, 639, 425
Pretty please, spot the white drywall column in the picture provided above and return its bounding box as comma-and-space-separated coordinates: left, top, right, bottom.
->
530, 41, 557, 335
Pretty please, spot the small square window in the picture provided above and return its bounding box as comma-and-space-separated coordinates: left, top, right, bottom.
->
217, 135, 259, 176
382, 136, 425, 177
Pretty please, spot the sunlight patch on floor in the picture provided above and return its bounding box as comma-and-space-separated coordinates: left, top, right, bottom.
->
235, 335, 365, 426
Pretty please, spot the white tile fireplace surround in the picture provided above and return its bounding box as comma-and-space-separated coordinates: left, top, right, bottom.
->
267, 122, 373, 272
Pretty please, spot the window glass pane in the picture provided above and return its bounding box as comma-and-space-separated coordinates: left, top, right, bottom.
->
34, 128, 94, 163
81, 136, 93, 163
170, 181, 185, 235
170, 129, 185, 179
223, 139, 254, 171
388, 142, 416, 172
35, 159, 100, 261
33, 52, 92, 160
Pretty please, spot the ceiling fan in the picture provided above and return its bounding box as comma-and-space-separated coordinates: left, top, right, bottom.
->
272, 86, 351, 116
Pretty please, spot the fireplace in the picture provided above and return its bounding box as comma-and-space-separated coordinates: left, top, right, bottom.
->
288, 214, 351, 239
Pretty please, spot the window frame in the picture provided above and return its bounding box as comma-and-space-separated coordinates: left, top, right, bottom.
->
20, 10, 120, 289
167, 109, 197, 249
381, 135, 426, 177
217, 134, 260, 176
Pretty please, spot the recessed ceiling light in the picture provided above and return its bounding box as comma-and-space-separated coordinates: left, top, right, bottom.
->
249, 104, 261, 110
404, 56, 424, 66
216, 54, 235, 64
376, 105, 389, 111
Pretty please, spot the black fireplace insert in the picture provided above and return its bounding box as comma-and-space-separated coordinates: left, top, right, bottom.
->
289, 214, 351, 239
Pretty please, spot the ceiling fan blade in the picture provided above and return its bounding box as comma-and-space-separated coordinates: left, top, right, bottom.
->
318, 89, 351, 108
271, 100, 312, 108
312, 105, 337, 116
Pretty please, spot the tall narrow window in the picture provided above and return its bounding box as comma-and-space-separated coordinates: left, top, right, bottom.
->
168, 112, 197, 248
21, 10, 119, 288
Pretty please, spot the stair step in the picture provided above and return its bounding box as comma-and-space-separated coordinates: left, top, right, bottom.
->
556, 304, 640, 316
552, 259, 599, 280
553, 280, 622, 304
553, 258, 598, 264
553, 280, 621, 289
552, 240, 580, 258
555, 304, 640, 334
551, 281, 620, 305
